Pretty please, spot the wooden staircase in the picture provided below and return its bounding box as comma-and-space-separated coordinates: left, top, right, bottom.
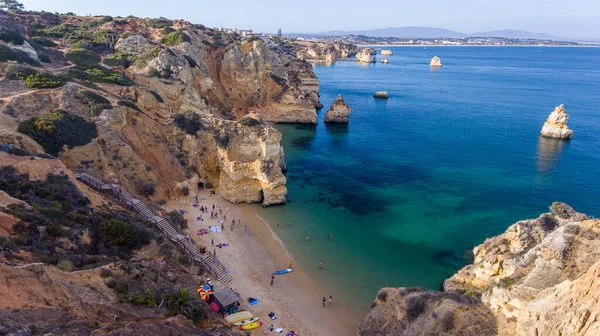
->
75, 172, 231, 284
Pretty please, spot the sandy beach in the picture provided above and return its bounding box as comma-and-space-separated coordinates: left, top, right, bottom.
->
167, 191, 357, 336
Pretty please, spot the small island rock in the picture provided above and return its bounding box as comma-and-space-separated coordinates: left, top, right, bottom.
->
430, 56, 442, 67
373, 91, 389, 99
324, 95, 352, 123
356, 48, 376, 63
540, 104, 574, 140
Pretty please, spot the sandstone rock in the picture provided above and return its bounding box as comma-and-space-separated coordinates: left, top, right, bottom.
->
324, 94, 351, 123
115, 35, 155, 55
359, 287, 497, 336
430, 56, 442, 67
373, 91, 389, 99
356, 48, 376, 63
295, 41, 357, 61
380, 58, 389, 64
381, 49, 393, 56
540, 104, 574, 140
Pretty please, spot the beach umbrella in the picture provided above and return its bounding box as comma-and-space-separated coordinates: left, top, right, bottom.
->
196, 284, 212, 301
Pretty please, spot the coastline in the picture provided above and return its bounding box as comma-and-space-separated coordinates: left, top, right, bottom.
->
357, 44, 600, 48
167, 192, 357, 335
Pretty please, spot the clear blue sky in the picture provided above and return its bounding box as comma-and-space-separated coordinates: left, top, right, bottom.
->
19, 0, 600, 38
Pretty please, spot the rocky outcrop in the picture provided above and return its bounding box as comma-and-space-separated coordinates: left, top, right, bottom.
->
324, 94, 351, 123
430, 56, 442, 67
373, 91, 389, 98
361, 203, 600, 336
182, 114, 287, 206
8, 40, 38, 61
295, 41, 358, 61
380, 58, 389, 64
540, 104, 574, 140
381, 49, 393, 56
114, 35, 155, 55
359, 287, 497, 336
356, 48, 376, 63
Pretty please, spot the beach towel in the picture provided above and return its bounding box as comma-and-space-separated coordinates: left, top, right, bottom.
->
210, 226, 221, 232
249, 299, 259, 306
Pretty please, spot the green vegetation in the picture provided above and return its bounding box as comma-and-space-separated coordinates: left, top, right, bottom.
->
56, 259, 74, 271
5, 64, 37, 80
238, 116, 262, 127
0, 167, 153, 267
65, 48, 101, 66
134, 47, 161, 69
29, 37, 57, 47
194, 24, 206, 30
25, 72, 66, 89
0, 44, 40, 65
31, 23, 76, 38
92, 29, 119, 49
103, 52, 133, 67
0, 0, 24, 11
135, 180, 156, 196
166, 288, 206, 322
39, 54, 51, 63
146, 18, 172, 29
117, 100, 141, 112
148, 90, 164, 103
161, 29, 191, 45
74, 89, 113, 116
167, 210, 188, 229
173, 111, 202, 135
499, 277, 517, 287
17, 109, 98, 155
0, 25, 25, 45
69, 65, 133, 86
101, 219, 151, 249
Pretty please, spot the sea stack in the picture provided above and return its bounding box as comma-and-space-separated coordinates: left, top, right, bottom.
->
324, 95, 352, 123
373, 91, 389, 99
430, 56, 442, 67
540, 104, 574, 140
356, 48, 376, 63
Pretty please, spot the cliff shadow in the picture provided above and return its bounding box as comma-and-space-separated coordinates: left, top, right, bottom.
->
536, 137, 568, 174
324, 122, 349, 136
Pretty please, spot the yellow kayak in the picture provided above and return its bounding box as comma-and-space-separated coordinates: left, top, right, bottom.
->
240, 321, 262, 330
225, 311, 253, 324
234, 317, 260, 326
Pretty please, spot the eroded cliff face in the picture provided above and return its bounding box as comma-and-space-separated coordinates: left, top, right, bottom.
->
361, 203, 600, 336
294, 40, 358, 61
0, 12, 313, 205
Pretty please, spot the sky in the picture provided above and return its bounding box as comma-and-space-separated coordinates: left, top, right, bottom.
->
19, 0, 600, 38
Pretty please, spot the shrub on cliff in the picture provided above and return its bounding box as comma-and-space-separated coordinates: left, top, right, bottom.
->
167, 210, 188, 229
165, 288, 206, 322
39, 54, 51, 63
101, 219, 151, 249
173, 111, 202, 135
17, 109, 98, 155
75, 89, 113, 116
146, 18, 172, 29
5, 64, 38, 80
32, 23, 76, 38
134, 47, 161, 69
0, 25, 25, 45
25, 72, 66, 89
136, 180, 156, 196
103, 52, 133, 67
65, 48, 101, 66
117, 100, 142, 112
0, 44, 40, 65
69, 65, 133, 86
29, 37, 57, 47
161, 29, 191, 45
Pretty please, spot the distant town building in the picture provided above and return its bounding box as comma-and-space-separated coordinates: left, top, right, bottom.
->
278, 29, 282, 37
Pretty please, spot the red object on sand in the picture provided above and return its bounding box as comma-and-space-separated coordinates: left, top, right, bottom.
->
210, 302, 219, 312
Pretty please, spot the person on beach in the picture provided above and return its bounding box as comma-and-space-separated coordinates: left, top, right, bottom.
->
211, 239, 214, 246
244, 225, 248, 233
276, 221, 280, 228
288, 260, 293, 268
319, 261, 323, 269
323, 297, 327, 307
329, 295, 333, 304
186, 234, 190, 241
270, 274, 274, 286
221, 222, 224, 231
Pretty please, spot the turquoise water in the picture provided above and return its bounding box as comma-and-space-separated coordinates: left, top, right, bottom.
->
252, 47, 600, 317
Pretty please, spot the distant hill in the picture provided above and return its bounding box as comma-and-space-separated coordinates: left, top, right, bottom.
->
469, 29, 567, 41
313, 26, 574, 41
319, 26, 466, 38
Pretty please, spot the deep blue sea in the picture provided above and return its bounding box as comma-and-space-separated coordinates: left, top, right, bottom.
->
252, 46, 600, 317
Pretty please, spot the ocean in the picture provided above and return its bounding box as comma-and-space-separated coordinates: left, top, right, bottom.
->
252, 46, 600, 317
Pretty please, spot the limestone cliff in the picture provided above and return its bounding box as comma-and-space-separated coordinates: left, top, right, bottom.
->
356, 48, 376, 63
0, 11, 311, 205
361, 203, 600, 336
430, 56, 443, 67
324, 94, 351, 123
294, 40, 358, 61
540, 104, 574, 140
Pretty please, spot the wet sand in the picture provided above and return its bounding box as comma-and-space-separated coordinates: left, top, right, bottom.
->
168, 191, 357, 335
